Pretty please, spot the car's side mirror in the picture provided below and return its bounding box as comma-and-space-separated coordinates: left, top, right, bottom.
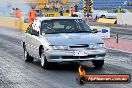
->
31, 30, 39, 36
92, 29, 99, 33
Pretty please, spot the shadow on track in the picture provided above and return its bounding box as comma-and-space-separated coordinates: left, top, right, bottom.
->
30, 60, 104, 73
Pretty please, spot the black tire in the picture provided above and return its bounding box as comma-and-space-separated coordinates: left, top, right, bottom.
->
92, 60, 104, 68
40, 53, 49, 69
74, 14, 78, 17
95, 16, 98, 20
23, 44, 34, 62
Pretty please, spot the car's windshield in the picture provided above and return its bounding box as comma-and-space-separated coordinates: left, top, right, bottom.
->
107, 10, 116, 13
40, 19, 92, 34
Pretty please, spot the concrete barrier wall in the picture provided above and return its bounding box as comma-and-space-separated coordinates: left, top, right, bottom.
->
0, 17, 30, 31
0, 17, 19, 29
117, 13, 132, 25
22, 23, 30, 31
97, 18, 117, 24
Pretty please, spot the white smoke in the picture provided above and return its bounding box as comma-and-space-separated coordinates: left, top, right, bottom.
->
0, 0, 32, 16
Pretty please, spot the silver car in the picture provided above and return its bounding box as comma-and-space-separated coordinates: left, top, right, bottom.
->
22, 17, 106, 69
97, 9, 130, 19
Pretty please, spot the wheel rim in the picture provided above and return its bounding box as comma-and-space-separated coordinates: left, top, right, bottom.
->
41, 54, 45, 66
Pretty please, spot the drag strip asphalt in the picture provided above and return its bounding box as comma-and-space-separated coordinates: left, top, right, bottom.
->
0, 27, 132, 88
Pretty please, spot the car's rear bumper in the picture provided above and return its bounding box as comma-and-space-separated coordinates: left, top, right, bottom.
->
45, 49, 106, 62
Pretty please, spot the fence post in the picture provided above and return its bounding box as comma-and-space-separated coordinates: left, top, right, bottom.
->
116, 34, 119, 43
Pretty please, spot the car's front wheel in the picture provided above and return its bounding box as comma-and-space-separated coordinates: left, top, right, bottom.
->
92, 60, 104, 68
96, 16, 98, 20
40, 54, 49, 69
23, 45, 34, 62
74, 14, 78, 17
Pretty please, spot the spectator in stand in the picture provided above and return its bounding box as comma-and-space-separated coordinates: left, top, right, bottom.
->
49, 2, 53, 11
55, 1, 59, 11
58, 2, 61, 9
61, 3, 64, 8
69, 7, 75, 17
43, 3, 46, 10
52, 1, 55, 11
74, 4, 78, 12
59, 6, 64, 16
45, 3, 49, 11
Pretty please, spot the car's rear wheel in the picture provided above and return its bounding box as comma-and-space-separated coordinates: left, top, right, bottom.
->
74, 14, 78, 17
40, 53, 49, 69
23, 45, 34, 62
92, 60, 104, 68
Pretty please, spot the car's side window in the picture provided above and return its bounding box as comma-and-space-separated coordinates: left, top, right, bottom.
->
30, 29, 39, 36
113, 10, 116, 13
31, 22, 39, 36
40, 21, 52, 35
26, 22, 39, 36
